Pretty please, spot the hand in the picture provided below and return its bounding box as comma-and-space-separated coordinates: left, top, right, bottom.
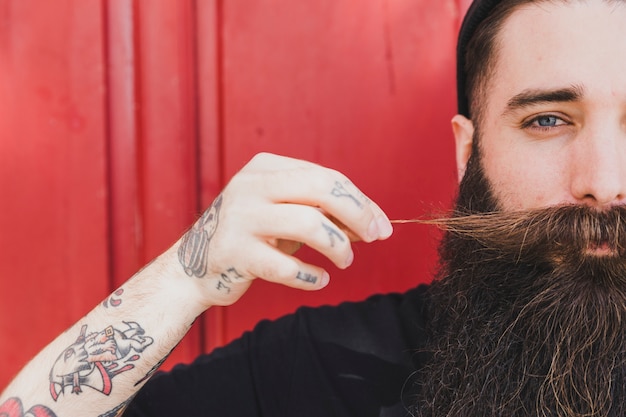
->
176, 153, 393, 307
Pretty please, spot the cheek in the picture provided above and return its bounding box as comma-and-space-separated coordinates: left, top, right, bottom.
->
482, 146, 567, 210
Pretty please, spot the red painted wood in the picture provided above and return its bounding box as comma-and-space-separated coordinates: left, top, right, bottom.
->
0, 0, 109, 389
131, 0, 204, 367
213, 0, 461, 344
195, 0, 227, 352
459, 0, 474, 15
106, 0, 143, 287
0, 0, 468, 390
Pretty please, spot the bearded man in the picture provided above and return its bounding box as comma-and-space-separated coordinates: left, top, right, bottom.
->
2, 0, 626, 416
413, 1, 626, 415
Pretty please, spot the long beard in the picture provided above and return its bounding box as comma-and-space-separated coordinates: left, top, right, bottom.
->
412, 144, 626, 416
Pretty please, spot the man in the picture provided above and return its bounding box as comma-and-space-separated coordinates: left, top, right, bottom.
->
2, 0, 626, 415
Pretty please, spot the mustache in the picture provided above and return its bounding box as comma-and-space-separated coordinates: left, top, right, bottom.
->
412, 205, 626, 417
422, 205, 626, 262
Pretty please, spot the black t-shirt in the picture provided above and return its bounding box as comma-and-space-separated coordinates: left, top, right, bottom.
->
124, 284, 430, 417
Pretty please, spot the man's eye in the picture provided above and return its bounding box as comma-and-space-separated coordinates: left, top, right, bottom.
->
535, 115, 560, 127
522, 114, 567, 130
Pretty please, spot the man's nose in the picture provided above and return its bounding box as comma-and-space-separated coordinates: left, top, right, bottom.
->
569, 125, 626, 207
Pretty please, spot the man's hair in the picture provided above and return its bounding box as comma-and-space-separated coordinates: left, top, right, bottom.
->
463, 0, 624, 125
463, 0, 536, 124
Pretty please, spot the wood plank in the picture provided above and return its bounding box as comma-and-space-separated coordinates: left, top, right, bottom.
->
106, 0, 143, 288
217, 0, 460, 344
0, 0, 109, 390
133, 0, 203, 367
195, 0, 226, 352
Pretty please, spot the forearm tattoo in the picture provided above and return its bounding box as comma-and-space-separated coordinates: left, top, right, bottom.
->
178, 195, 223, 278
0, 397, 57, 417
102, 288, 124, 309
49, 322, 153, 401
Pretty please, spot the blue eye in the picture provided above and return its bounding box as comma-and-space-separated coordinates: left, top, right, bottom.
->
536, 115, 559, 127
522, 114, 568, 131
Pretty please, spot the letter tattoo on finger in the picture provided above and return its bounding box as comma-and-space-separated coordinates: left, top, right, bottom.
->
296, 271, 318, 284
178, 195, 223, 278
322, 223, 345, 247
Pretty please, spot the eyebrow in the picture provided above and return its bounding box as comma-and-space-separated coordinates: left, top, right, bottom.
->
503, 85, 585, 115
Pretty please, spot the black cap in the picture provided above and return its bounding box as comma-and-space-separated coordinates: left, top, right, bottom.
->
457, 0, 501, 117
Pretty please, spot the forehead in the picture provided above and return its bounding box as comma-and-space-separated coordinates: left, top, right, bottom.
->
484, 0, 626, 119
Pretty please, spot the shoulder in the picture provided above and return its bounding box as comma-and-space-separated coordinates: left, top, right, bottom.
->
125, 285, 431, 417
250, 284, 431, 362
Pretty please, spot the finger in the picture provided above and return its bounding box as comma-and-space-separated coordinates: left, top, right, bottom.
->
325, 179, 393, 242
245, 152, 328, 171
245, 243, 330, 291
254, 204, 354, 269
324, 214, 364, 242
275, 239, 303, 255
237, 167, 392, 243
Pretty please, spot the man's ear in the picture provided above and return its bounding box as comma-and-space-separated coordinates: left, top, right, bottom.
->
451, 114, 474, 183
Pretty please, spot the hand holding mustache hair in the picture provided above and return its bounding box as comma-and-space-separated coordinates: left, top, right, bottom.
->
175, 153, 394, 308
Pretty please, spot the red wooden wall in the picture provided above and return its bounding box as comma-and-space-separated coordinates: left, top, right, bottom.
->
0, 0, 472, 390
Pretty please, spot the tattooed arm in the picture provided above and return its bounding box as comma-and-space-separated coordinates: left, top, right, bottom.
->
0, 153, 393, 417
0, 249, 204, 417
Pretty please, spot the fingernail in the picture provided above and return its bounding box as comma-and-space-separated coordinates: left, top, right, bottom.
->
321, 272, 330, 287
345, 251, 354, 268
376, 216, 393, 239
367, 218, 380, 241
